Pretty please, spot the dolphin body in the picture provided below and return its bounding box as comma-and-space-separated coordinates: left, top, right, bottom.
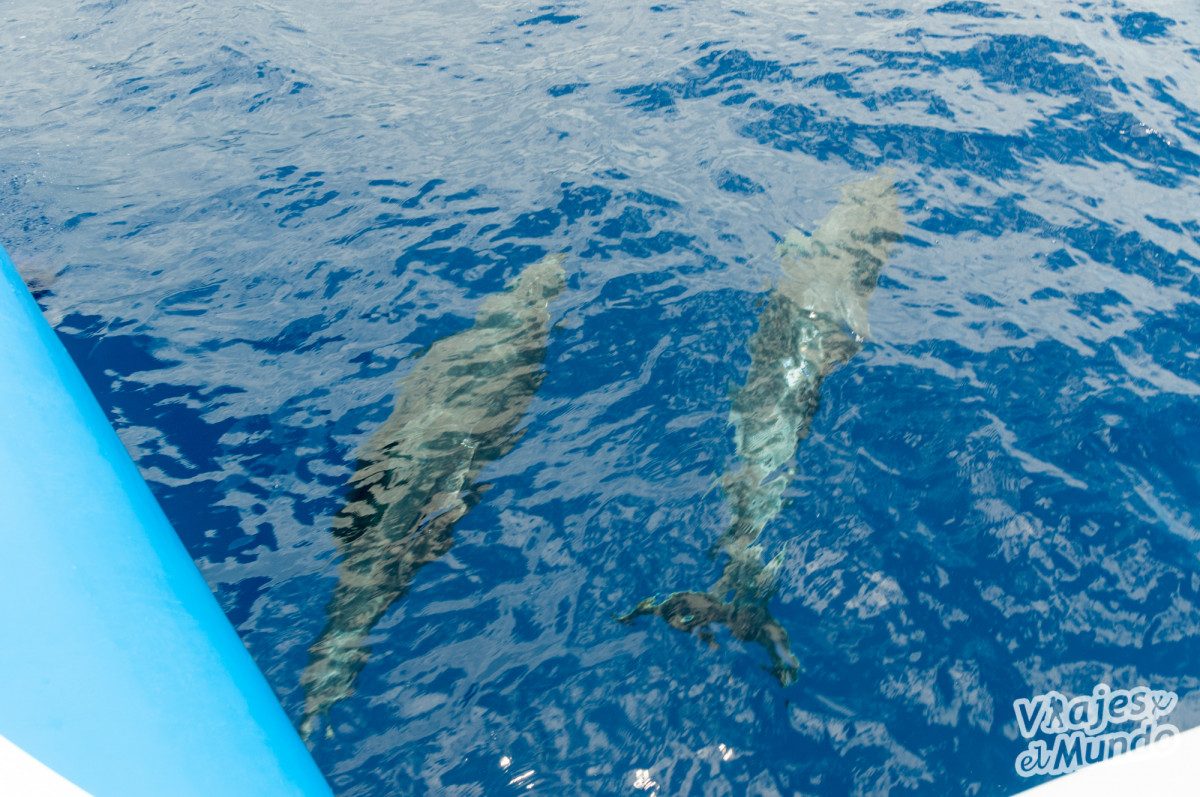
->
300, 254, 566, 739
619, 171, 902, 684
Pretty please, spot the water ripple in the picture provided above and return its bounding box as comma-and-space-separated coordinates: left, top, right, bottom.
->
2, 0, 1198, 794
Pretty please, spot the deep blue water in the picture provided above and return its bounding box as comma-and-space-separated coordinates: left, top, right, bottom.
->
3, 1, 1200, 794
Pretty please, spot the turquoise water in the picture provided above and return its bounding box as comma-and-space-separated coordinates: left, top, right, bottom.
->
1, 1, 1198, 794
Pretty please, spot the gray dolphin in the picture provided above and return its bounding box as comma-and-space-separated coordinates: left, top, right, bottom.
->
619, 171, 902, 684
300, 254, 566, 739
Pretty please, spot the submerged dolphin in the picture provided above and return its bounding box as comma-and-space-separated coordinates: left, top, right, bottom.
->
300, 254, 566, 739
620, 171, 902, 683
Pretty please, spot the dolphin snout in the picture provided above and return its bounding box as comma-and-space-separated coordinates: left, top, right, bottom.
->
517, 253, 567, 299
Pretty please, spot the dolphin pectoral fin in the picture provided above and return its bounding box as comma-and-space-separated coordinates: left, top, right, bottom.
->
758, 615, 800, 686
756, 544, 788, 591
418, 492, 469, 529
415, 474, 483, 539
617, 591, 730, 633
724, 600, 799, 686
406, 493, 469, 568
843, 296, 871, 342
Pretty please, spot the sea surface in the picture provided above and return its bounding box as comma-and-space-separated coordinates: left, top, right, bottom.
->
2, 1, 1199, 794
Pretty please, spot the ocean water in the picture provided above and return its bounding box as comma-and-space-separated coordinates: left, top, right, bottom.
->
2, 1, 1199, 794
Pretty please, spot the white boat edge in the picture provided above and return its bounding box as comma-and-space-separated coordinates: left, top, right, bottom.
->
1013, 724, 1200, 796
0, 735, 93, 797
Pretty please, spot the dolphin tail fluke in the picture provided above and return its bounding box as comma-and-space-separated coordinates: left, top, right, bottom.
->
617, 590, 799, 685
299, 495, 469, 742
299, 623, 371, 741
299, 713, 336, 744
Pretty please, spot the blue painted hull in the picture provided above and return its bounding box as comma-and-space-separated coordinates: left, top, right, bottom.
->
0, 244, 332, 796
